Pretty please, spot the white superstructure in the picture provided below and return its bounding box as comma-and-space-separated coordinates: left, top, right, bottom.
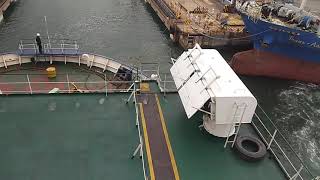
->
170, 44, 257, 137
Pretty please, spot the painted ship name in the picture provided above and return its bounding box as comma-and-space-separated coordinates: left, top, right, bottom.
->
289, 36, 320, 49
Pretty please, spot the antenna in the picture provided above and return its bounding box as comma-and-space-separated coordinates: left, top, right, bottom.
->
44, 16, 51, 49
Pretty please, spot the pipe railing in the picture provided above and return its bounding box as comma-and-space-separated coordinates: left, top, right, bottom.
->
139, 62, 160, 80
252, 104, 315, 180
18, 39, 79, 54
139, 63, 177, 94
0, 78, 136, 95
157, 73, 177, 94
132, 83, 148, 180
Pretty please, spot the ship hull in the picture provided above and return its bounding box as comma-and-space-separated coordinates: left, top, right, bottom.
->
230, 13, 320, 83
240, 14, 320, 63
231, 49, 320, 84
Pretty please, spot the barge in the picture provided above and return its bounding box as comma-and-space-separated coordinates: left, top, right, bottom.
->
0, 0, 15, 22
144, 0, 250, 49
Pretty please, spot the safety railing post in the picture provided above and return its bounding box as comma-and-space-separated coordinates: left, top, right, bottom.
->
66, 73, 71, 93
267, 129, 277, 150
164, 74, 167, 97
126, 88, 134, 104
132, 84, 148, 180
2, 55, 7, 69
61, 40, 64, 54
105, 74, 108, 97
134, 83, 138, 126
26, 74, 32, 94
34, 43, 37, 54
19, 40, 23, 53
253, 104, 315, 179
157, 63, 160, 77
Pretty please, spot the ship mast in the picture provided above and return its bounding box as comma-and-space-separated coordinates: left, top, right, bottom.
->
300, 0, 307, 9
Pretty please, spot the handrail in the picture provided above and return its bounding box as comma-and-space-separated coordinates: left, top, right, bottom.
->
20, 38, 78, 44
133, 83, 148, 180
157, 73, 177, 92
138, 63, 177, 93
19, 42, 79, 56
19, 40, 79, 52
0, 80, 137, 95
257, 103, 314, 174
252, 104, 315, 180
0, 52, 144, 81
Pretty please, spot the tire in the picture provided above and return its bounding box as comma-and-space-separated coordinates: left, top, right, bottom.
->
234, 135, 267, 162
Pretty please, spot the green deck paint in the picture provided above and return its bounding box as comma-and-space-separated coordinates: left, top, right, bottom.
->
0, 94, 143, 180
157, 94, 286, 180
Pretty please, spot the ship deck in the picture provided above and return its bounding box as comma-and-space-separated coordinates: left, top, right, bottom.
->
157, 93, 285, 179
0, 94, 286, 180
0, 63, 287, 180
0, 94, 143, 180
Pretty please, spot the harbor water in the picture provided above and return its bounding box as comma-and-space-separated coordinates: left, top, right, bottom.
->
0, 0, 319, 177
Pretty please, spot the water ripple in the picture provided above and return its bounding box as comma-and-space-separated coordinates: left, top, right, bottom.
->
274, 82, 320, 174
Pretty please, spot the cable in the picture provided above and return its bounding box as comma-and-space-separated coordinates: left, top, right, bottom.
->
191, 26, 270, 41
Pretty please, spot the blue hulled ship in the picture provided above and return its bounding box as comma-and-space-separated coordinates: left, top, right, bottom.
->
230, 0, 320, 83
238, 0, 320, 62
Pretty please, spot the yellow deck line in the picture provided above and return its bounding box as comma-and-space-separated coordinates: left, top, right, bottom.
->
155, 94, 180, 180
139, 103, 156, 180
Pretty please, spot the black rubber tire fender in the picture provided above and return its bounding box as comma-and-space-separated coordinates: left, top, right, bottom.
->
234, 135, 267, 162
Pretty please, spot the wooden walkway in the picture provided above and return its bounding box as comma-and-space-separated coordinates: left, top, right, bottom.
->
138, 93, 180, 180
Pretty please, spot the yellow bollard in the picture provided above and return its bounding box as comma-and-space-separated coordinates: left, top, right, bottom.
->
46, 67, 57, 78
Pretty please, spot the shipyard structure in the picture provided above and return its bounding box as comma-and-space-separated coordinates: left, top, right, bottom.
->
0, 0, 15, 22
144, 0, 250, 49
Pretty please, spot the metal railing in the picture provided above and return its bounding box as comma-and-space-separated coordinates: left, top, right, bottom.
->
157, 73, 177, 94
18, 39, 79, 55
18, 40, 38, 54
252, 104, 316, 180
0, 72, 149, 179
0, 73, 135, 95
139, 63, 177, 94
139, 62, 160, 80
131, 83, 148, 180
44, 39, 79, 54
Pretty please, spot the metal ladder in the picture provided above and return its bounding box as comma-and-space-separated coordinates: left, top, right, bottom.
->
224, 103, 248, 148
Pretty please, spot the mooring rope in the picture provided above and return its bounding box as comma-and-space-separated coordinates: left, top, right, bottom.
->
190, 26, 270, 41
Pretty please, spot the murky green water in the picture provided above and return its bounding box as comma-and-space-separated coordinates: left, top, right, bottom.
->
0, 0, 319, 177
